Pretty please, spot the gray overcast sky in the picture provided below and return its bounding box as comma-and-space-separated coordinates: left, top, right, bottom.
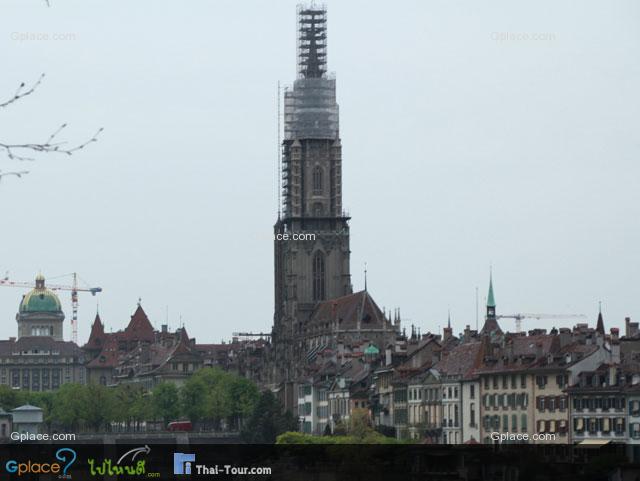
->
1, 0, 638, 344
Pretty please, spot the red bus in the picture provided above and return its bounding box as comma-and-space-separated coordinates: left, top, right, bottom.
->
167, 421, 193, 432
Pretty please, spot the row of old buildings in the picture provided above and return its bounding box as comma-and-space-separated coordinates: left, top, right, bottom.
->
0, 274, 266, 392
292, 278, 640, 446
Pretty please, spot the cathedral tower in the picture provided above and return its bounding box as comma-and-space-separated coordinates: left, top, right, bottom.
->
273, 5, 352, 381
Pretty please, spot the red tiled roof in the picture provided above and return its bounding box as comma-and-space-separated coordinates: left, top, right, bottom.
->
434, 342, 483, 379
122, 305, 155, 342
86, 334, 119, 368
309, 290, 391, 330
85, 313, 106, 349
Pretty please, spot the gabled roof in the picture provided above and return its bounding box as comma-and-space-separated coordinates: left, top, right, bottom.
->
85, 313, 106, 349
480, 317, 503, 337
309, 290, 392, 331
474, 334, 560, 374
434, 341, 483, 379
122, 305, 155, 343
86, 334, 119, 368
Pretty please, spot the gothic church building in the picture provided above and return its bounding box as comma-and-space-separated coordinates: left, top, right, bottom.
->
272, 6, 399, 390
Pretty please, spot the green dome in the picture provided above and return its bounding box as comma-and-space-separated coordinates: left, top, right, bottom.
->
20, 275, 62, 313
364, 344, 379, 355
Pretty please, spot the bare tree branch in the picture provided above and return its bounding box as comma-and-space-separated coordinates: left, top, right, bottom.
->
0, 73, 45, 109
0, 126, 104, 162
1, 74, 103, 163
0, 170, 30, 181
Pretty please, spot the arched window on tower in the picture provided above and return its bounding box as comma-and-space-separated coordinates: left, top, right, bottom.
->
312, 251, 326, 301
312, 166, 323, 194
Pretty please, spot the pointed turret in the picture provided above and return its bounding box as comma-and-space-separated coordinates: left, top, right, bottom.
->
480, 273, 503, 337
85, 312, 107, 352
124, 304, 155, 343
487, 273, 496, 318
596, 305, 605, 336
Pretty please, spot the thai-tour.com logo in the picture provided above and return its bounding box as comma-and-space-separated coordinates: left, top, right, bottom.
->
174, 452, 272, 476
88, 445, 159, 477
5, 447, 76, 477
174, 453, 196, 475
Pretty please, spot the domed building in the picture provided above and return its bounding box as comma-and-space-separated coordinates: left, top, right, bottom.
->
16, 273, 65, 340
0, 274, 84, 391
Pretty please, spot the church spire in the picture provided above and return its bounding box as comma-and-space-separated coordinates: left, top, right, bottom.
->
487, 272, 496, 318
596, 302, 605, 335
297, 5, 327, 79
480, 271, 502, 337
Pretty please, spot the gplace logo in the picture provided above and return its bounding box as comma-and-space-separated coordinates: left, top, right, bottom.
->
6, 447, 77, 477
174, 453, 195, 475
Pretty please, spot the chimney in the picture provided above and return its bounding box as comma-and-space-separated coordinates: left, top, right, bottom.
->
464, 325, 471, 342
443, 325, 452, 342
609, 365, 618, 387
610, 327, 619, 343
535, 342, 543, 360
161, 324, 168, 334
559, 328, 571, 348
626, 317, 631, 338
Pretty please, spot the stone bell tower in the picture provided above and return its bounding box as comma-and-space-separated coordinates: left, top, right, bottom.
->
273, 5, 352, 382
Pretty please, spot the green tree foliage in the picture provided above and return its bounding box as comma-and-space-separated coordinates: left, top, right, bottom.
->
50, 383, 85, 431
151, 382, 180, 426
180, 375, 208, 424
348, 408, 373, 439
26, 391, 55, 428
241, 390, 298, 443
0, 385, 26, 411
114, 384, 149, 430
82, 383, 116, 431
228, 376, 260, 430
277, 408, 402, 444
180, 368, 260, 430
7, 368, 260, 433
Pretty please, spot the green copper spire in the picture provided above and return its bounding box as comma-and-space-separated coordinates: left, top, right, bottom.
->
487, 274, 496, 308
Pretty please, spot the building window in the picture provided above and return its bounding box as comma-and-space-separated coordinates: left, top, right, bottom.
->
470, 384, 475, 399
536, 375, 548, 388
493, 376, 498, 389
312, 251, 326, 301
312, 165, 323, 194
470, 403, 476, 426
520, 374, 526, 388
521, 414, 527, 432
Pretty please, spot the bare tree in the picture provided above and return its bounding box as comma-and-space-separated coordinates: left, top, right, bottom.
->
0, 73, 102, 180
